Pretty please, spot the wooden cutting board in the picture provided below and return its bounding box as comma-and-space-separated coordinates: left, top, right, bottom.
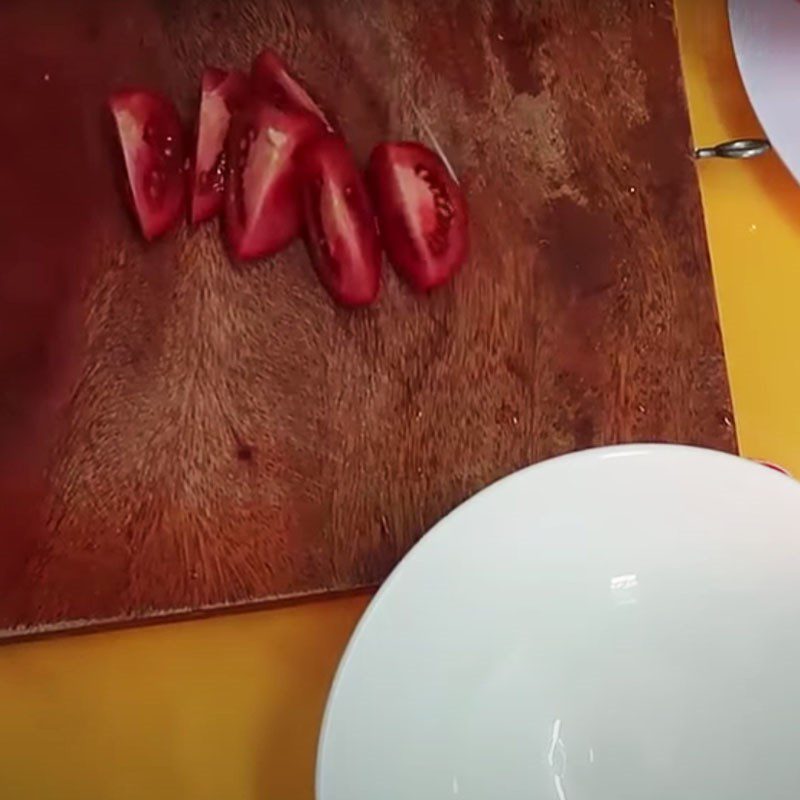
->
0, 0, 735, 637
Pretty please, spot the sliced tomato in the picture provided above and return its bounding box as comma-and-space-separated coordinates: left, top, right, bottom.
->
223, 100, 326, 260
368, 142, 469, 292
298, 135, 381, 307
251, 49, 332, 130
109, 89, 185, 240
190, 67, 248, 224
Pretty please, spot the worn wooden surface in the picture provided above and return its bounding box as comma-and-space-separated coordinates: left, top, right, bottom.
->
0, 0, 735, 636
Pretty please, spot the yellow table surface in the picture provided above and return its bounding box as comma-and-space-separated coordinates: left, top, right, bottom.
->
3, 2, 800, 797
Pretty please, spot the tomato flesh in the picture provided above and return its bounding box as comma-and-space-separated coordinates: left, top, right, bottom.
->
298, 136, 381, 306
190, 68, 247, 224
109, 89, 185, 240
251, 49, 332, 130
368, 142, 468, 291
224, 101, 326, 260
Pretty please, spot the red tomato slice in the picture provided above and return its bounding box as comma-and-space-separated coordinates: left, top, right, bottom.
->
368, 142, 469, 292
251, 49, 332, 130
223, 100, 326, 260
109, 89, 185, 240
190, 67, 247, 224
298, 136, 381, 307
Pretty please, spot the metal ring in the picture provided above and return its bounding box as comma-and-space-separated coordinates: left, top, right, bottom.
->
694, 138, 771, 159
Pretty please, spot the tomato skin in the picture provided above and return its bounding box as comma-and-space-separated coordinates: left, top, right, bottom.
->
190, 68, 248, 224
109, 89, 186, 240
368, 141, 469, 292
251, 49, 332, 130
223, 100, 326, 261
298, 135, 381, 307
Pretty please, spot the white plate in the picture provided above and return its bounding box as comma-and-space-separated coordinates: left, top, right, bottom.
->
729, 0, 800, 182
317, 445, 800, 800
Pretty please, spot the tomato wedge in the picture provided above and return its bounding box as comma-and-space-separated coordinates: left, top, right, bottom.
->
368, 142, 469, 292
298, 135, 381, 307
251, 49, 332, 130
109, 89, 185, 240
223, 100, 326, 260
190, 67, 247, 224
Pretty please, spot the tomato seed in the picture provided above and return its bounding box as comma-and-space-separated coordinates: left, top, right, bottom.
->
147, 168, 165, 202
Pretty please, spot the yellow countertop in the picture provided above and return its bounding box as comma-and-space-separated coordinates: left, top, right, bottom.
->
3, 2, 800, 797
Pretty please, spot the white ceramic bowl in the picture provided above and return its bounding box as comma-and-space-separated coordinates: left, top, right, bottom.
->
317, 445, 800, 800
729, 0, 800, 183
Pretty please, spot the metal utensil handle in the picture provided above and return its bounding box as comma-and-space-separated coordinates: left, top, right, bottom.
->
694, 138, 771, 159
